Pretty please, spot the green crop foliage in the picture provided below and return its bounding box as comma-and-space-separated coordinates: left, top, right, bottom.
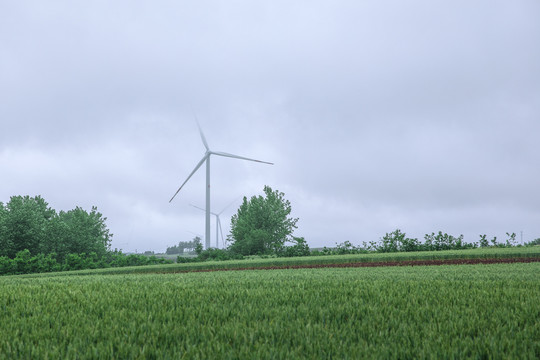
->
1, 263, 539, 358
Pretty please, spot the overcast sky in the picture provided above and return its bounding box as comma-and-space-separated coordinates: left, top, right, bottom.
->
1, 1, 539, 252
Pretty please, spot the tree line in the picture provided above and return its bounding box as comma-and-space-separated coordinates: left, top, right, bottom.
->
0, 196, 171, 276
178, 186, 539, 262
313, 230, 540, 256
166, 237, 202, 255
0, 195, 111, 260
4, 191, 538, 274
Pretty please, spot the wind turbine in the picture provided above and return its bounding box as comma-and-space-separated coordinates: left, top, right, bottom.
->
190, 204, 225, 248
169, 122, 273, 249
190, 198, 239, 248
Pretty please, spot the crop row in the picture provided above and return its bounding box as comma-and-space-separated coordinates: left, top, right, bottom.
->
1, 263, 539, 358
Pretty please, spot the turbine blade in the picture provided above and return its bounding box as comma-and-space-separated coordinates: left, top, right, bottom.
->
196, 120, 210, 151
217, 217, 224, 246
212, 151, 273, 165
169, 155, 208, 203
191, 203, 219, 216
218, 197, 241, 215
190, 204, 206, 212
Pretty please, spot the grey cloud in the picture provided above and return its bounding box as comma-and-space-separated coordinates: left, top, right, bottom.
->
1, 1, 539, 251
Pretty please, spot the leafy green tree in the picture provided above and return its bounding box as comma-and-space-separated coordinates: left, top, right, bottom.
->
166, 238, 200, 255
0, 256, 13, 275
2, 196, 55, 257
378, 229, 419, 253
0, 195, 112, 263
423, 231, 465, 251
13, 249, 32, 274
228, 186, 298, 256
194, 236, 203, 255
479, 234, 489, 247
63, 253, 85, 271
39, 207, 112, 262
0, 202, 10, 257
505, 232, 517, 247
40, 215, 70, 259
55, 207, 112, 258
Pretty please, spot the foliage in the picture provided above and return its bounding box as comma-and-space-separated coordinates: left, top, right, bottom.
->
423, 231, 468, 251
0, 196, 112, 262
318, 231, 473, 255
54, 206, 112, 260
0, 250, 173, 276
505, 232, 517, 247
176, 256, 197, 263
526, 238, 540, 246
479, 234, 490, 247
1, 263, 539, 358
194, 236, 203, 255
198, 248, 244, 261
166, 237, 201, 255
0, 203, 10, 257
478, 233, 522, 248
376, 229, 419, 252
317, 230, 534, 256
177, 247, 244, 263
313, 241, 369, 256
0, 195, 124, 275
361, 230, 473, 253
277, 237, 311, 257
0, 195, 55, 258
228, 186, 298, 256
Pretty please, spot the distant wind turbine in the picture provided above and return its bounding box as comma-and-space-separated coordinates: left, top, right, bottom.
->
190, 198, 239, 248
190, 204, 224, 248
169, 122, 273, 249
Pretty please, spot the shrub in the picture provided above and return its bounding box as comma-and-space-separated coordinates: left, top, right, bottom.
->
423, 232, 466, 251
278, 237, 311, 257
0, 256, 13, 275
198, 248, 243, 261
377, 230, 419, 253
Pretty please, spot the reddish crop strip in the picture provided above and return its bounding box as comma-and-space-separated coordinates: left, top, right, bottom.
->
167, 256, 540, 273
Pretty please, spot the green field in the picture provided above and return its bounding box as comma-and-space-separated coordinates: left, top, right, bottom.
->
1, 259, 539, 358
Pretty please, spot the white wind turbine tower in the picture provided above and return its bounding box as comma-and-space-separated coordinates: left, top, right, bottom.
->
169, 122, 273, 249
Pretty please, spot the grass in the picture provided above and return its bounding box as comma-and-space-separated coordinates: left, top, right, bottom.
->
1, 262, 539, 358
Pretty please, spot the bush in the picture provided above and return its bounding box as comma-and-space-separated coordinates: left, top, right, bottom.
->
479, 234, 490, 248
0, 256, 13, 275
13, 249, 32, 274
198, 248, 243, 261
278, 237, 311, 257
63, 253, 85, 271
423, 232, 467, 251
377, 230, 419, 253
0, 249, 174, 276
177, 256, 200, 263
